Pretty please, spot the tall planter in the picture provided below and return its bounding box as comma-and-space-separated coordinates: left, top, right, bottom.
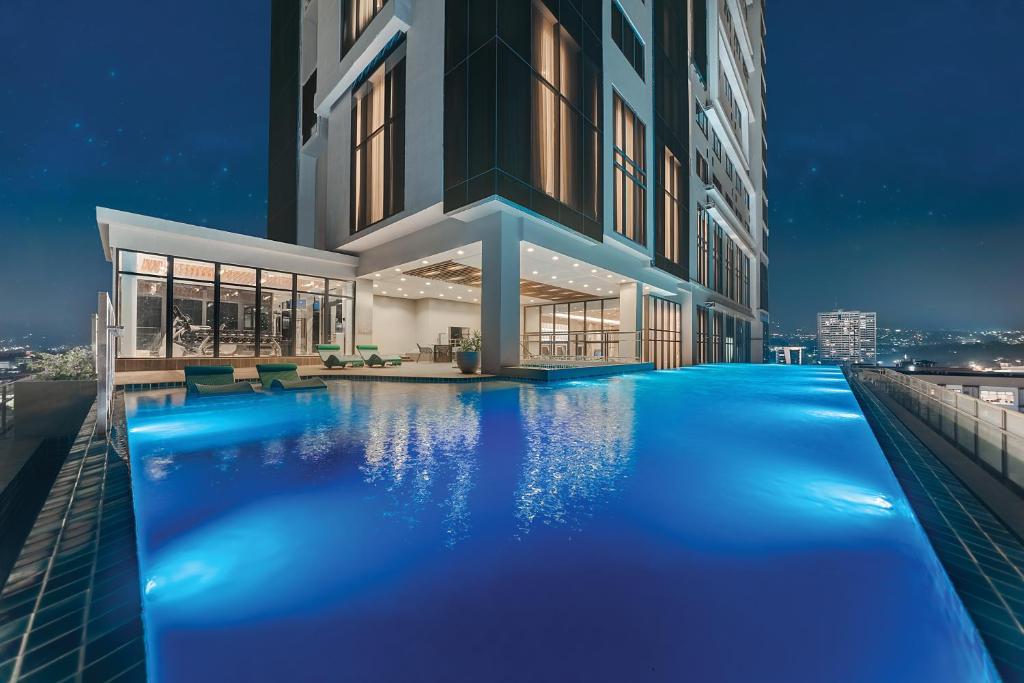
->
456, 351, 480, 375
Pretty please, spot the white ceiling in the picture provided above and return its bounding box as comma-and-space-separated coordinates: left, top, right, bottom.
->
364, 241, 649, 305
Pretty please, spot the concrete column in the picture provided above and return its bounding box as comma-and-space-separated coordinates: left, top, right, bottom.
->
618, 282, 643, 361
678, 289, 694, 366
480, 214, 521, 374
354, 278, 375, 347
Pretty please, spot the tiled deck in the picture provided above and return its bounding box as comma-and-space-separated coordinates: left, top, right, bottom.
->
116, 361, 495, 390
850, 375, 1024, 682
0, 408, 145, 682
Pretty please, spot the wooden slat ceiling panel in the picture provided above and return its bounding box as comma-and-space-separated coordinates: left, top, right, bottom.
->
403, 260, 590, 302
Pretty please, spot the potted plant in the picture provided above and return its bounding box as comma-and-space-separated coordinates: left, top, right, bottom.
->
456, 330, 482, 374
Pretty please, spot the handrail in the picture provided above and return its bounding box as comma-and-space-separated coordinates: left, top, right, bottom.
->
857, 368, 1024, 495
521, 330, 643, 365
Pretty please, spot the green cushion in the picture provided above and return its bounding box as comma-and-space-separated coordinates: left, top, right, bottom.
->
270, 377, 328, 391
256, 363, 300, 387
185, 365, 236, 393
356, 344, 379, 351
193, 381, 255, 396
316, 344, 342, 351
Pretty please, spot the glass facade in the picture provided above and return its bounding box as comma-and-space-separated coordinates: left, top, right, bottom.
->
342, 0, 387, 57
695, 306, 750, 364
444, 0, 603, 241
522, 297, 620, 360
644, 296, 682, 369
351, 39, 406, 233
115, 250, 354, 359
653, 0, 689, 278
612, 92, 647, 245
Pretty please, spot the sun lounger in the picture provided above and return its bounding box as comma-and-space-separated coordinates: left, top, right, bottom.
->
316, 344, 365, 368
256, 363, 327, 391
184, 365, 255, 396
356, 344, 403, 367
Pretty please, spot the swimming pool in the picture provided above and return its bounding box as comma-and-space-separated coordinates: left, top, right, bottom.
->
125, 365, 998, 682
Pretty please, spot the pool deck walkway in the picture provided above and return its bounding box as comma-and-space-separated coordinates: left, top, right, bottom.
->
116, 361, 496, 390
850, 374, 1024, 682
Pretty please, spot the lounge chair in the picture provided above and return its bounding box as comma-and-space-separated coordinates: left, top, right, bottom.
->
184, 365, 255, 396
256, 363, 328, 391
316, 344, 365, 369
415, 344, 434, 362
356, 344, 402, 367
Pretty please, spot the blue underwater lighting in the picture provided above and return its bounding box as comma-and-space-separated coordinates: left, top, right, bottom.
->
124, 365, 999, 682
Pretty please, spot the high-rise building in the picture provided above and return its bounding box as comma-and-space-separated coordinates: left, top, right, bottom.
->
817, 310, 877, 364
101, 0, 770, 375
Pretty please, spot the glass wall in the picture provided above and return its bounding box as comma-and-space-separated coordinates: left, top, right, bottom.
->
645, 296, 682, 369
115, 250, 354, 360
522, 297, 620, 360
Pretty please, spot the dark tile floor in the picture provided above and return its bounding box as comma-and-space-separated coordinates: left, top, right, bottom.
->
852, 376, 1024, 682
0, 409, 145, 682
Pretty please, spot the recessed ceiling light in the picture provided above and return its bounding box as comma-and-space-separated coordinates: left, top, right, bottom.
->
374, 273, 381, 278
551, 256, 559, 261
573, 263, 579, 267
620, 279, 628, 283
597, 287, 603, 292
425, 282, 432, 286
421, 260, 429, 265
526, 247, 534, 252
466, 288, 472, 293
448, 285, 453, 289
530, 299, 535, 303
456, 250, 464, 255
532, 270, 538, 275
382, 291, 388, 295
457, 296, 462, 299
397, 287, 403, 291
404, 293, 408, 297
591, 269, 597, 273
550, 275, 558, 280
439, 293, 444, 297
373, 283, 378, 288
583, 284, 590, 288
394, 268, 401, 272
400, 277, 406, 281
568, 280, 574, 284
607, 274, 613, 279
419, 290, 425, 294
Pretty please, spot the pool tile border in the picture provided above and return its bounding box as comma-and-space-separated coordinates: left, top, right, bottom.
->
850, 375, 1024, 681
0, 407, 146, 683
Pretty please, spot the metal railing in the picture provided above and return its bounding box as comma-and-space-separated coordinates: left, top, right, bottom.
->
1, 380, 13, 434
858, 368, 1024, 495
520, 330, 643, 367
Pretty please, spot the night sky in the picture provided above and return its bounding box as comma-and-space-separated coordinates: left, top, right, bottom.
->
1, 2, 1021, 345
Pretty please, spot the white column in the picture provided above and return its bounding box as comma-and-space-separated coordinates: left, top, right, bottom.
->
618, 281, 643, 361
354, 278, 375, 347
480, 214, 521, 374
678, 289, 694, 366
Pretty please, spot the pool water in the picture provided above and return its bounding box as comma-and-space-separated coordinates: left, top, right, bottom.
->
125, 365, 998, 682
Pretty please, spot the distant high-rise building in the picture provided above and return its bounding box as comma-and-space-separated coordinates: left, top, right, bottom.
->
817, 310, 877, 364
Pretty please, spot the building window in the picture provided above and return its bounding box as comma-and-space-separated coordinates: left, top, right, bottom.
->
695, 101, 708, 136
341, 0, 386, 57
611, 3, 644, 80
302, 71, 318, 144
712, 130, 722, 159
658, 146, 683, 264
695, 151, 709, 184
351, 41, 406, 233
645, 296, 682, 369
613, 93, 647, 244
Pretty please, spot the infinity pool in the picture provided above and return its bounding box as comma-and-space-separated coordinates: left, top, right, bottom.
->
125, 365, 997, 682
